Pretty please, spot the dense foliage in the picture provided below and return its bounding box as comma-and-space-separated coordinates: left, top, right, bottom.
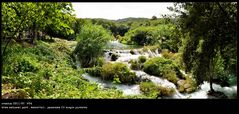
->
101, 63, 140, 84
73, 24, 112, 67
140, 82, 175, 98
143, 57, 182, 84
2, 38, 126, 99
170, 2, 237, 91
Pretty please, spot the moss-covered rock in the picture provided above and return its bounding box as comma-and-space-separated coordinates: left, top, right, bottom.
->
101, 62, 140, 84
143, 57, 181, 84
177, 76, 197, 93
139, 82, 175, 98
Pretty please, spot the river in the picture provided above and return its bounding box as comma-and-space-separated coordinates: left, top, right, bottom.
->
82, 40, 237, 99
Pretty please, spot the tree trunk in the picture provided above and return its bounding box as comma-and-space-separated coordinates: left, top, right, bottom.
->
209, 59, 214, 92
209, 75, 214, 92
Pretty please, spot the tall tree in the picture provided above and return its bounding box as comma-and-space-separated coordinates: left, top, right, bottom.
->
171, 2, 237, 91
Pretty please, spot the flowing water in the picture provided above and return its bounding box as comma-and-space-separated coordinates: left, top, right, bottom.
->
82, 41, 237, 98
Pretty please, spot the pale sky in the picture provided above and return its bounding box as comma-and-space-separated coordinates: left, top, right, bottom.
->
72, 2, 175, 20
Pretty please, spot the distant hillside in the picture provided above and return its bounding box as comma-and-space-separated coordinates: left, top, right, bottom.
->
115, 17, 150, 23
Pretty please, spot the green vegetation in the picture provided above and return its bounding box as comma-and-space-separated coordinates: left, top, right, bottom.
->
73, 24, 112, 67
161, 49, 175, 59
177, 75, 197, 93
143, 57, 182, 84
140, 82, 175, 98
142, 45, 160, 53
129, 56, 147, 70
2, 38, 126, 98
1, 2, 237, 99
101, 63, 140, 84
130, 60, 141, 70
171, 2, 237, 92
138, 56, 147, 63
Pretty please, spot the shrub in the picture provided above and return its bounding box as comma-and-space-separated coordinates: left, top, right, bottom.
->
139, 82, 175, 98
89, 57, 105, 67
161, 49, 175, 60
96, 57, 105, 67
112, 76, 121, 84
143, 57, 182, 84
129, 56, 146, 70
124, 27, 159, 45
162, 69, 179, 84
14, 59, 38, 73
157, 85, 175, 97
12, 54, 39, 73
138, 56, 147, 63
130, 60, 141, 70
84, 67, 102, 77
74, 24, 112, 67
101, 63, 139, 84
140, 82, 160, 97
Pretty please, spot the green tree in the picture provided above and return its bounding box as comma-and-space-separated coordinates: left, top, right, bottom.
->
73, 24, 112, 68
1, 2, 76, 57
151, 15, 157, 20
171, 2, 237, 91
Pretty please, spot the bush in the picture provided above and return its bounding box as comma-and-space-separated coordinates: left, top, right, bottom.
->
123, 27, 160, 45
138, 56, 147, 63
161, 49, 175, 60
143, 57, 181, 84
157, 85, 175, 97
101, 63, 139, 84
129, 56, 146, 70
74, 24, 112, 67
162, 69, 179, 84
140, 82, 160, 97
139, 82, 175, 98
90, 57, 105, 67
14, 58, 39, 73
84, 67, 102, 77
130, 60, 141, 70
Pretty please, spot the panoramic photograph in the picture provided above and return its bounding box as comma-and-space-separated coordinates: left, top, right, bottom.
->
1, 2, 237, 99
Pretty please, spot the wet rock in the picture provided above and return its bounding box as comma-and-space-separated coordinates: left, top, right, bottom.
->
186, 88, 193, 93
184, 83, 191, 89
111, 53, 119, 61
207, 91, 228, 99
177, 80, 186, 86
109, 52, 113, 56
130, 50, 135, 55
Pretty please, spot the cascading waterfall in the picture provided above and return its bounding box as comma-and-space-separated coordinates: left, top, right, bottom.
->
82, 41, 237, 98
